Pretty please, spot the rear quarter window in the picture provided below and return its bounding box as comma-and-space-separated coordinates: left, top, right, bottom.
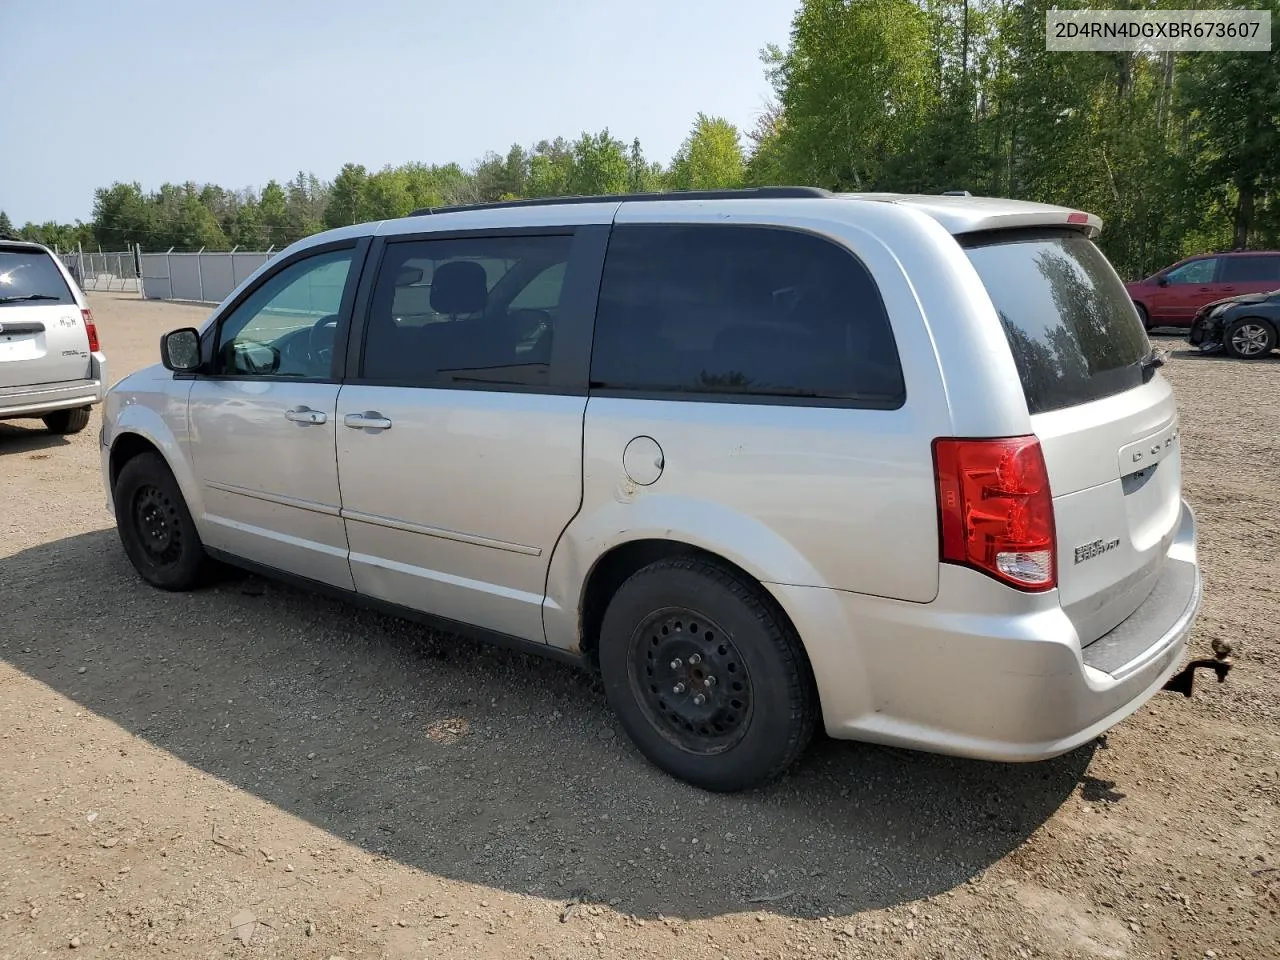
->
0, 247, 74, 305
963, 230, 1149, 415
590, 223, 905, 406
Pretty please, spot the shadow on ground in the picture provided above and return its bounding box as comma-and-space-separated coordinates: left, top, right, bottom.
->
0, 421, 71, 455
1, 529, 1096, 920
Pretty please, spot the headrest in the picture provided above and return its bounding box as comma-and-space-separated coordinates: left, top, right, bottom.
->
430, 260, 488, 315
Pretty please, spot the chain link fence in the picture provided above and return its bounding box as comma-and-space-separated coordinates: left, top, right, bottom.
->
55, 245, 282, 304
58, 247, 141, 293
139, 248, 279, 303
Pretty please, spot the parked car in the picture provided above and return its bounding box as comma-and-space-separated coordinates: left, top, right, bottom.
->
100, 188, 1203, 791
1126, 249, 1280, 329
1188, 287, 1280, 358
0, 236, 107, 434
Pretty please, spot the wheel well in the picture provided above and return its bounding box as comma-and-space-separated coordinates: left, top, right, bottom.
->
577, 539, 802, 669
109, 433, 162, 491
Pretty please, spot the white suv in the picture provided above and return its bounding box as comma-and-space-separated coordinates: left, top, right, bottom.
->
0, 237, 107, 434
99, 188, 1203, 791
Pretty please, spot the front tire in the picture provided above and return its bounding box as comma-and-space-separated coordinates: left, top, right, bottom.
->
1224, 318, 1276, 360
113, 451, 210, 590
43, 406, 92, 434
598, 556, 818, 792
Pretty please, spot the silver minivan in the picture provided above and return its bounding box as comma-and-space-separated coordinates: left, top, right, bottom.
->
1, 237, 107, 433
100, 188, 1204, 791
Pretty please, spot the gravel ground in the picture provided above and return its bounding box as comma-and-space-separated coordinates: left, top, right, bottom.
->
1, 293, 1276, 960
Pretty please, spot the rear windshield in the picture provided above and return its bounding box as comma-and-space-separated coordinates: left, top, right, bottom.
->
963, 230, 1149, 415
0, 247, 75, 306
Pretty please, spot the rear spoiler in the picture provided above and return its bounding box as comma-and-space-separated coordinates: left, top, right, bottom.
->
842, 193, 1104, 240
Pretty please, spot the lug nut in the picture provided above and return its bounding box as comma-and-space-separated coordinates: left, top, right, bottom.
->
705, 675, 717, 687
673, 682, 686, 694
693, 694, 706, 706
670, 658, 682, 670
688, 653, 702, 665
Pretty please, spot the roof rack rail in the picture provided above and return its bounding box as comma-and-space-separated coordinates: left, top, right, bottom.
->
408, 186, 832, 218
940, 190, 972, 197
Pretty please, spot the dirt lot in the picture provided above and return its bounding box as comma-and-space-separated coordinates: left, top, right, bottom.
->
1, 292, 1276, 960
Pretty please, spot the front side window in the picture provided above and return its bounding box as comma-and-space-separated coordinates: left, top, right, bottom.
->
589, 224, 905, 405
215, 248, 354, 378
361, 235, 572, 387
1164, 258, 1217, 285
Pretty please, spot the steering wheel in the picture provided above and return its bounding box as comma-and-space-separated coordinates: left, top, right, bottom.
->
307, 314, 340, 371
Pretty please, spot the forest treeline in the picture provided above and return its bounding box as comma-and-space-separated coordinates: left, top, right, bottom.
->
4, 0, 1277, 281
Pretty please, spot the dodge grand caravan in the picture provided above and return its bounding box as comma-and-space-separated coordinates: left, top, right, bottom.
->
1, 237, 107, 433
100, 188, 1205, 791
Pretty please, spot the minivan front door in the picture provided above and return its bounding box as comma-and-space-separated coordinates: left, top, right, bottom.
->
335, 230, 603, 642
188, 244, 363, 589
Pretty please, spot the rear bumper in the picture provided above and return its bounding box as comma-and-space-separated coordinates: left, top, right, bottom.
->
779, 498, 1202, 761
0, 353, 107, 420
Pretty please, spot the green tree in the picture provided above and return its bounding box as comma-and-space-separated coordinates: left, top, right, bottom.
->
669, 113, 745, 190
769, 0, 936, 189
568, 130, 629, 195
258, 181, 290, 248
325, 163, 368, 229
92, 182, 155, 249
0, 210, 13, 235
626, 138, 663, 193
527, 138, 574, 197
1181, 27, 1280, 249
359, 168, 414, 221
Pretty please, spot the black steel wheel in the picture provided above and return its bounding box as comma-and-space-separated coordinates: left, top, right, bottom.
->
599, 556, 817, 792
629, 607, 753, 756
132, 483, 184, 567
114, 451, 210, 590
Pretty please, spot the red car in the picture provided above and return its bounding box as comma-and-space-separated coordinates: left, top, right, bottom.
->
1126, 249, 1280, 329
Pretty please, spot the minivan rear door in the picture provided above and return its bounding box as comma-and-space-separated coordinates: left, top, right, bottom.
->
0, 245, 92, 389
963, 229, 1180, 645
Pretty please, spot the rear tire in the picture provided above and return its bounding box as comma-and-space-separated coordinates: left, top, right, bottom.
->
1223, 318, 1276, 360
598, 556, 817, 792
1134, 303, 1150, 331
43, 406, 92, 435
114, 451, 210, 591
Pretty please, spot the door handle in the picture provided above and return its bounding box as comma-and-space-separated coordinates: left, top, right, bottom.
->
343, 411, 392, 431
284, 406, 327, 425
1221, 286, 1236, 292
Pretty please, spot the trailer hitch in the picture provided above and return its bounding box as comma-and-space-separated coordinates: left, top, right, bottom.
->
1162, 639, 1235, 698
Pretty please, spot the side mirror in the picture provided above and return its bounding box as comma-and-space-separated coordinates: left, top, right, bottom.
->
1156, 275, 1169, 287
160, 327, 202, 373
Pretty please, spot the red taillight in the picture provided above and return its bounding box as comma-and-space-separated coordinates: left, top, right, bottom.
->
933, 436, 1057, 591
1067, 212, 1089, 224
81, 308, 100, 352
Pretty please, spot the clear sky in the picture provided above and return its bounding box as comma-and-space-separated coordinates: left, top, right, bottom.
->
0, 0, 799, 226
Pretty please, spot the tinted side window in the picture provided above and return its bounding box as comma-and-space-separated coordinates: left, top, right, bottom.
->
361, 235, 572, 388
1220, 255, 1280, 283
215, 248, 354, 378
1164, 259, 1217, 284
590, 224, 905, 406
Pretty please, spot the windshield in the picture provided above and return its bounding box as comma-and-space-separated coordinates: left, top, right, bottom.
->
963, 229, 1150, 415
0, 248, 75, 306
